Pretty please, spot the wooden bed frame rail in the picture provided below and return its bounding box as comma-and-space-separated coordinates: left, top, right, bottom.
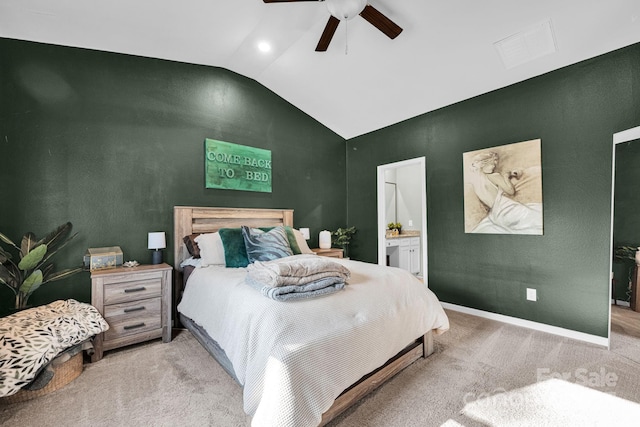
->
321, 331, 434, 425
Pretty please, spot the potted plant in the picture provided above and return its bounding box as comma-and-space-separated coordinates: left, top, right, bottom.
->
331, 226, 357, 258
0, 222, 82, 310
387, 222, 402, 236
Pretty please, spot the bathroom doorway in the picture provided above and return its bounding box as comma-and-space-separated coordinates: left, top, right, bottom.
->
377, 157, 428, 284
609, 125, 640, 346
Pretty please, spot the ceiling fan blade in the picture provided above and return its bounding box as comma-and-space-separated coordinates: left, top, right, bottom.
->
359, 4, 403, 39
316, 16, 340, 52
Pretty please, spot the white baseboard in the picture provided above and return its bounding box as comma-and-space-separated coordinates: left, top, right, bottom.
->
612, 300, 630, 307
441, 302, 609, 348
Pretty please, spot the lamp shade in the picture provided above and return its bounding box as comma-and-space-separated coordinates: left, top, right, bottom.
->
319, 230, 332, 249
148, 232, 166, 250
326, 0, 367, 21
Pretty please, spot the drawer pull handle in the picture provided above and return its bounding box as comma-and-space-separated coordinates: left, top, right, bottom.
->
123, 306, 145, 313
124, 286, 146, 293
123, 322, 146, 331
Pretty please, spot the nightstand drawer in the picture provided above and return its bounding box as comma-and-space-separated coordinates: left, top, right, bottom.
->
103, 278, 162, 305
104, 296, 161, 321
104, 313, 162, 341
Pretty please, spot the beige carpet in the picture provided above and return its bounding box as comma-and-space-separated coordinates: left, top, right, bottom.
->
2, 309, 640, 426
461, 378, 640, 426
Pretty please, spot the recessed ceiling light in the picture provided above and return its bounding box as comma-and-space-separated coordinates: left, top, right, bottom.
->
494, 19, 557, 69
257, 41, 272, 53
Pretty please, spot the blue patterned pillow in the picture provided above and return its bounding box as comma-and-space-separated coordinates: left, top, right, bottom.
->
241, 225, 293, 263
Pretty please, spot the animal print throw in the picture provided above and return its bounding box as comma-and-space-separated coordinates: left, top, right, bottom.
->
0, 299, 109, 397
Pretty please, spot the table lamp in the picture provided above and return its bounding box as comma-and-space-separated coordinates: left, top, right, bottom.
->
319, 230, 331, 249
148, 232, 166, 265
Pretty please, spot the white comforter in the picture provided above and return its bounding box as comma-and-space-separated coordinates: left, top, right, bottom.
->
177, 258, 449, 427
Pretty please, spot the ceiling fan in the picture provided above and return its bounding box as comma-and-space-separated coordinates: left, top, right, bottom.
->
263, 0, 403, 52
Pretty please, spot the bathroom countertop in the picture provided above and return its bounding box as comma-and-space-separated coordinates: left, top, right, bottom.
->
386, 230, 420, 239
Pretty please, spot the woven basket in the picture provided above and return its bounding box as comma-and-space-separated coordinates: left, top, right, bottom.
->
1, 351, 84, 404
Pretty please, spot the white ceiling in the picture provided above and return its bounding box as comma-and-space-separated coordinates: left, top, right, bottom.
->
1, 0, 639, 139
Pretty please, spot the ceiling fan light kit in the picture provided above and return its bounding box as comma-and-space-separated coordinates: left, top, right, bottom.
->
326, 0, 367, 20
263, 0, 403, 52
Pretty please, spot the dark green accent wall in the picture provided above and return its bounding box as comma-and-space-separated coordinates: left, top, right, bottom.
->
3, 36, 639, 338
0, 38, 346, 316
613, 139, 640, 302
346, 43, 640, 337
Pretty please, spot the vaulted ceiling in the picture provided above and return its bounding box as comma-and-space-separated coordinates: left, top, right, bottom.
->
1, 0, 639, 139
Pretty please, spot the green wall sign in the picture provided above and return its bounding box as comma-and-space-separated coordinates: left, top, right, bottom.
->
205, 138, 272, 193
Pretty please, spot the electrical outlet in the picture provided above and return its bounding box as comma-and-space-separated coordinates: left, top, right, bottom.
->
408, 220, 413, 227
526, 288, 537, 301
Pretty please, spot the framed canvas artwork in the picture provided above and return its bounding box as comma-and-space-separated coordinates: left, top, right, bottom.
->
463, 139, 543, 235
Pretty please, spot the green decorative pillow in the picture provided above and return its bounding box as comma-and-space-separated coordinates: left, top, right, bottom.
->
283, 226, 301, 255
218, 228, 250, 268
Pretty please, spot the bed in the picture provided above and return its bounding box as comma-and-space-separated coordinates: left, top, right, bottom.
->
173, 206, 449, 427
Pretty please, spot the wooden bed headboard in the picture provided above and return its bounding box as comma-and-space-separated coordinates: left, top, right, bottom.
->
173, 206, 294, 272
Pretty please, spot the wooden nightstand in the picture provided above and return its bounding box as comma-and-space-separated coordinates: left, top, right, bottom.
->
311, 248, 344, 258
90, 263, 172, 362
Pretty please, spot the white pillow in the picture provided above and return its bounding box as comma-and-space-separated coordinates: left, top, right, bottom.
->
180, 257, 202, 268
293, 229, 314, 254
194, 232, 226, 267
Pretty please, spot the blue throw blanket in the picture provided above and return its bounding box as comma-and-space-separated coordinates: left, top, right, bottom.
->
245, 254, 349, 301
246, 275, 346, 301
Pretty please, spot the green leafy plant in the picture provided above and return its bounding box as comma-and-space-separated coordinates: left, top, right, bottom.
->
331, 226, 357, 250
0, 222, 82, 310
387, 222, 402, 230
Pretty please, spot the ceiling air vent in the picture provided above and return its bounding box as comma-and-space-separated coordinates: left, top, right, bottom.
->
494, 19, 557, 69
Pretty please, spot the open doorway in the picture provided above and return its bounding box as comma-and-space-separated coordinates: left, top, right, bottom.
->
609, 125, 640, 346
377, 157, 428, 285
